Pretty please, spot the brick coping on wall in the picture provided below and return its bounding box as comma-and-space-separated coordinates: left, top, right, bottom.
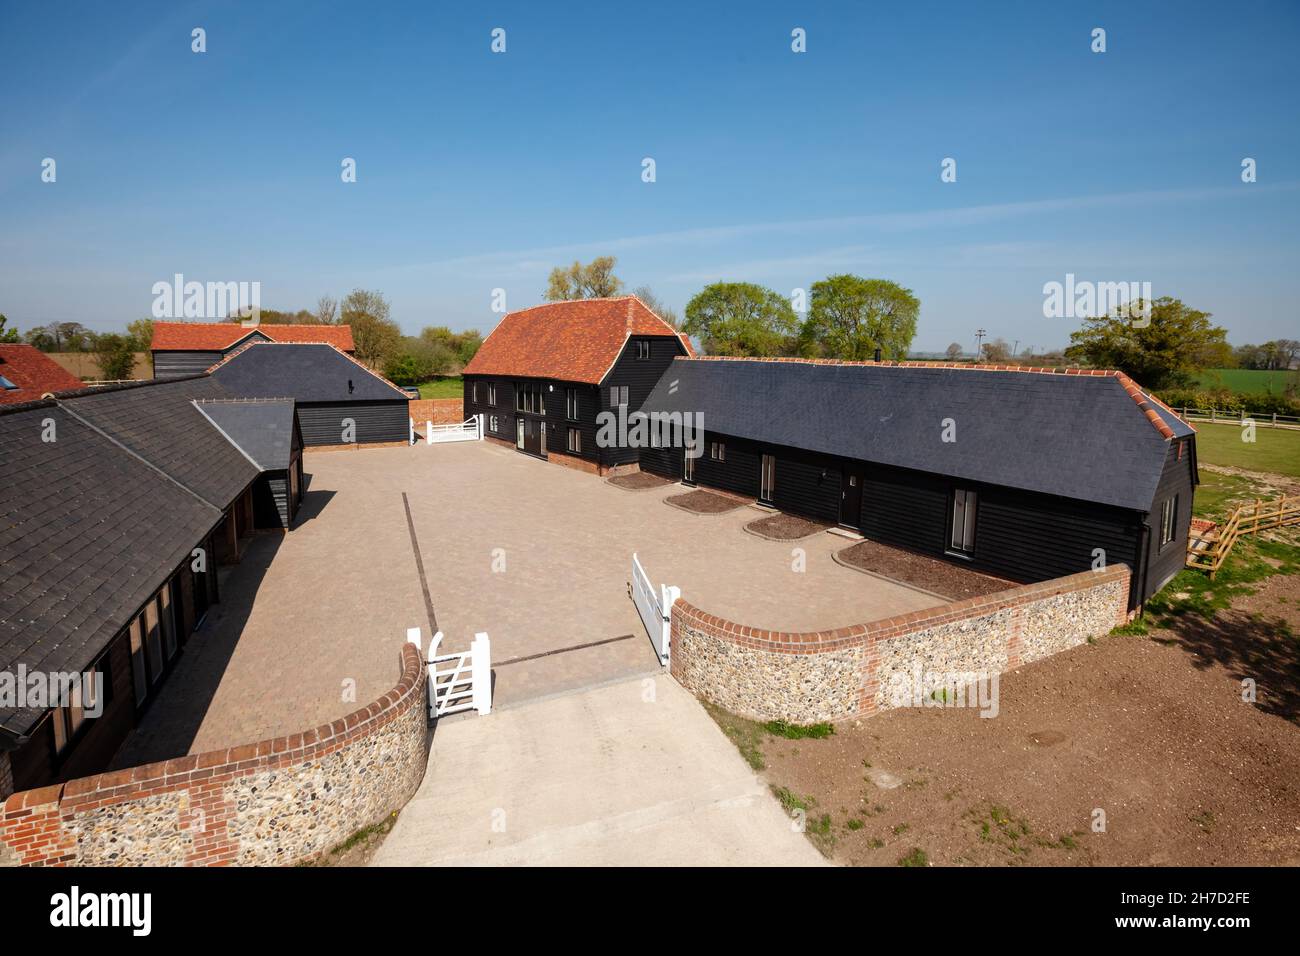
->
1, 643, 428, 867
672, 564, 1131, 655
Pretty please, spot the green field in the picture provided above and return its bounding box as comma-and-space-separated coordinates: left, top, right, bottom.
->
417, 376, 464, 399
1192, 422, 1300, 477
1194, 368, 1297, 395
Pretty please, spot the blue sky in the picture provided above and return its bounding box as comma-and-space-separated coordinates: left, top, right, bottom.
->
1, 0, 1297, 352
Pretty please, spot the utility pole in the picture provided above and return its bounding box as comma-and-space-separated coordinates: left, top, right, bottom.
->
974, 328, 987, 359
1012, 339, 1019, 357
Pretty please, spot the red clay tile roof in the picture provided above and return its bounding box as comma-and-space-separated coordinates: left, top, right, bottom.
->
0, 345, 84, 404
462, 297, 683, 385
150, 322, 354, 352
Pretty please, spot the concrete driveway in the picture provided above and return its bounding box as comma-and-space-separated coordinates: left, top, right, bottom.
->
371, 673, 828, 867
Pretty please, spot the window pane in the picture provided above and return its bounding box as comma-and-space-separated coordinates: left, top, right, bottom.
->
145, 600, 163, 684
160, 584, 177, 659
52, 708, 68, 753
131, 617, 148, 704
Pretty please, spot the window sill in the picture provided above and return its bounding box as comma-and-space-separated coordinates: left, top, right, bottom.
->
944, 550, 975, 561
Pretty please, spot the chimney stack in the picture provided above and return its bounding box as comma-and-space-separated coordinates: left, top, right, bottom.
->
873, 347, 882, 362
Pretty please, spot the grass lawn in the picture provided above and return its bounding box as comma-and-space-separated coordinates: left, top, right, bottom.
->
1193, 422, 1300, 477
417, 376, 463, 399
1194, 368, 1297, 395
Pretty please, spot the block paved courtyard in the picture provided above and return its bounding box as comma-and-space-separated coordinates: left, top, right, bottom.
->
115, 440, 941, 765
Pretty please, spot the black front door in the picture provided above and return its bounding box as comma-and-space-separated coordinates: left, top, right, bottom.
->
520, 417, 544, 456
840, 472, 864, 528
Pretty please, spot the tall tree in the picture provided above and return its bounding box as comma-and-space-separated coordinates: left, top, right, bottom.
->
981, 338, 1012, 362
546, 256, 623, 300
341, 289, 401, 367
945, 342, 963, 361
682, 282, 799, 356
315, 295, 339, 325
1064, 297, 1231, 389
93, 333, 137, 380
800, 275, 919, 361
0, 314, 19, 344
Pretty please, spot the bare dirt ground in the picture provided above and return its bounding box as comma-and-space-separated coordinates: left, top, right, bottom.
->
837, 539, 1013, 600
712, 566, 1300, 866
665, 489, 745, 514
607, 471, 670, 491
745, 512, 831, 540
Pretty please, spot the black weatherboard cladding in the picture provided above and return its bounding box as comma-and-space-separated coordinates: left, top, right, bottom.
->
600, 336, 689, 466
640, 359, 1172, 512
211, 343, 409, 445
153, 351, 224, 379
0, 405, 223, 737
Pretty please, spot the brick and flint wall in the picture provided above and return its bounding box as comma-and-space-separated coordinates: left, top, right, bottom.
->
0, 644, 428, 867
670, 565, 1130, 724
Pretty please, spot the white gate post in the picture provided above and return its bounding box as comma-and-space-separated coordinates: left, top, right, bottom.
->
406, 626, 422, 652
660, 584, 680, 665
471, 632, 492, 715
477, 412, 485, 440
409, 417, 416, 446
425, 420, 434, 445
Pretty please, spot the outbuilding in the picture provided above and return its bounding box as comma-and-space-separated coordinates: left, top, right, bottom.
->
638, 357, 1197, 610
150, 322, 355, 379
209, 341, 410, 446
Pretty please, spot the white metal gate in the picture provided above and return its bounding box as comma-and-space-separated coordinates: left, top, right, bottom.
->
631, 553, 679, 665
406, 627, 492, 717
412, 413, 484, 445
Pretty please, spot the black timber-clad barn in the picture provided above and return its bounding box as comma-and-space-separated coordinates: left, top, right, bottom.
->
209, 342, 410, 446
461, 297, 692, 472
150, 322, 356, 380
0, 374, 302, 794
195, 399, 305, 528
638, 358, 1197, 610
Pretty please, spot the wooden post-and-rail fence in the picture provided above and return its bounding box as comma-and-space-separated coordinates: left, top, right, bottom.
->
1186, 495, 1300, 577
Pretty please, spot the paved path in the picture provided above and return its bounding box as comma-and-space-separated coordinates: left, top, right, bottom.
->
371, 674, 827, 867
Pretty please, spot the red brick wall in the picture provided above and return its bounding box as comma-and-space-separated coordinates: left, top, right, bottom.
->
0, 644, 428, 867
409, 398, 464, 425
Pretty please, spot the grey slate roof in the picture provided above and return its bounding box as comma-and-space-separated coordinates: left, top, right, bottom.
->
195, 400, 297, 471
210, 342, 408, 402
0, 404, 223, 738
640, 359, 1180, 512
64, 377, 259, 508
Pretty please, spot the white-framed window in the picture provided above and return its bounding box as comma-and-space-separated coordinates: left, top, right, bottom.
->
1160, 495, 1177, 547
489, 415, 499, 432
567, 427, 581, 453
609, 385, 628, 407
471, 382, 478, 404
949, 489, 977, 555
487, 383, 498, 407
710, 441, 725, 461
51, 652, 109, 756
635, 340, 651, 360
516, 382, 545, 415
566, 388, 579, 421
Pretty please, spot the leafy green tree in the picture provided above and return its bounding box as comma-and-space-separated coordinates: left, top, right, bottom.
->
799, 275, 918, 361
981, 338, 1012, 362
456, 330, 482, 365
0, 314, 20, 343
1064, 297, 1231, 389
682, 282, 799, 356
26, 321, 93, 352
126, 318, 153, 351
341, 289, 401, 367
546, 256, 623, 300
93, 333, 137, 380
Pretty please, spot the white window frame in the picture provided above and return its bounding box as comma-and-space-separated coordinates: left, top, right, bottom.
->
609, 385, 628, 408
949, 488, 977, 555
1160, 495, 1177, 547
710, 441, 725, 462
566, 388, 579, 421
567, 427, 581, 454
635, 340, 650, 360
